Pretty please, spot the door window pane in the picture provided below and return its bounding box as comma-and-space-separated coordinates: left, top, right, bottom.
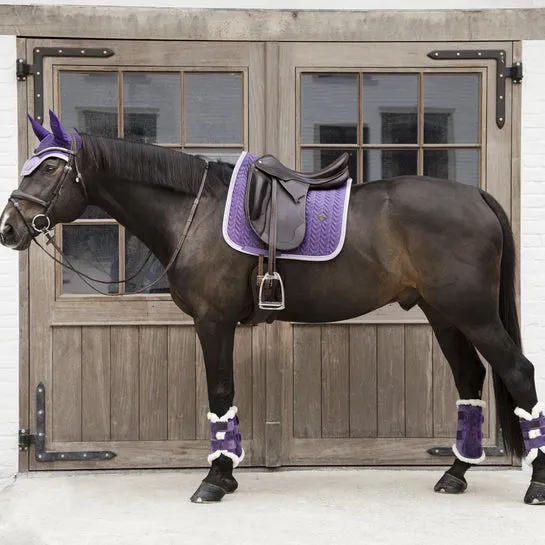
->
424, 149, 480, 185
185, 73, 243, 144
125, 233, 169, 294
123, 73, 181, 144
186, 148, 243, 165
364, 149, 418, 182
301, 149, 358, 183
62, 225, 119, 294
362, 74, 418, 144
424, 74, 480, 144
301, 74, 358, 145
60, 72, 118, 137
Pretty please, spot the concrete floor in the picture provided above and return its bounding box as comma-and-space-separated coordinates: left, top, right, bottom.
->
0, 468, 541, 545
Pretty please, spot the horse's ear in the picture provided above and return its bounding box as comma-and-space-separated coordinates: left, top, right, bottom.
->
48, 110, 71, 146
27, 114, 51, 141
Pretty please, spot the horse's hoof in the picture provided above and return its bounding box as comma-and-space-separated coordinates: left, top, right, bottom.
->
434, 472, 468, 494
190, 481, 228, 503
524, 481, 545, 505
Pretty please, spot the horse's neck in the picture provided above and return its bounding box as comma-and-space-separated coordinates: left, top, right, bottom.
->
88, 175, 196, 265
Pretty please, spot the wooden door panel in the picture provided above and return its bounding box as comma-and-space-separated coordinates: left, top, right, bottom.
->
321, 325, 350, 438
51, 326, 82, 442
277, 41, 513, 466
293, 326, 322, 439
82, 326, 111, 442
167, 326, 196, 441
405, 326, 434, 438
377, 326, 405, 438
349, 325, 377, 438
26, 38, 266, 470
139, 326, 168, 441
111, 326, 140, 441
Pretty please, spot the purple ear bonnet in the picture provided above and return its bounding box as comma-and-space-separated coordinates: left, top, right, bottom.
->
21, 110, 82, 176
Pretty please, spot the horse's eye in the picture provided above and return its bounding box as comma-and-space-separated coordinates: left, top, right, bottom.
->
44, 164, 56, 173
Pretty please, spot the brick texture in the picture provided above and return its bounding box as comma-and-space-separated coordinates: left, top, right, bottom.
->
0, 34, 18, 488
522, 41, 545, 403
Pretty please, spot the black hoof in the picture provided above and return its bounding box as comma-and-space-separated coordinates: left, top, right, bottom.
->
434, 472, 468, 494
191, 481, 227, 503
524, 481, 545, 505
190, 477, 238, 504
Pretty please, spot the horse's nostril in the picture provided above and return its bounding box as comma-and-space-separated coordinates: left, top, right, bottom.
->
1, 223, 14, 236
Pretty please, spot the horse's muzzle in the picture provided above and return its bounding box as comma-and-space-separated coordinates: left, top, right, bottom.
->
0, 206, 31, 250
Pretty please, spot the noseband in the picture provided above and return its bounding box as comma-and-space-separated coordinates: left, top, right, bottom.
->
9, 136, 86, 235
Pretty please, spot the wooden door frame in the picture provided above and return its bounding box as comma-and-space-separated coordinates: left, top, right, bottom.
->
274, 40, 520, 467
18, 38, 268, 471
17, 36, 522, 472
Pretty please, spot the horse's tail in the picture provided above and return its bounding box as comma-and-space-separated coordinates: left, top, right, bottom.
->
479, 190, 525, 458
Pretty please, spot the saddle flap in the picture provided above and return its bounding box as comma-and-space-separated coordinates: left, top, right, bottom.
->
245, 168, 308, 250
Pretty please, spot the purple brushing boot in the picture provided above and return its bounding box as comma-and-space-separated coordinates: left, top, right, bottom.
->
190, 406, 244, 503
207, 406, 244, 467
515, 403, 545, 505
452, 399, 486, 464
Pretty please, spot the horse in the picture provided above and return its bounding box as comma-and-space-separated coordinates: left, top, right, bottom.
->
1, 111, 544, 505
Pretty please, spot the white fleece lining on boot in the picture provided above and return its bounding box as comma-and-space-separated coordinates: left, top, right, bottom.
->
452, 399, 487, 464
207, 448, 245, 468
514, 402, 545, 465
452, 444, 486, 464
207, 406, 238, 423
456, 399, 487, 408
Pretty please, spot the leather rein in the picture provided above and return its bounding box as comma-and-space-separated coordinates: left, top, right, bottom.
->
9, 136, 209, 296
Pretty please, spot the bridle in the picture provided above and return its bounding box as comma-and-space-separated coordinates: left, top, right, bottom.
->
9, 135, 209, 296
10, 136, 87, 236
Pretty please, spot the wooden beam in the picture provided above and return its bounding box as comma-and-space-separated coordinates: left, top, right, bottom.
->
0, 6, 544, 42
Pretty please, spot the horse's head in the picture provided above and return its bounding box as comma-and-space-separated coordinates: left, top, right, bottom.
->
0, 110, 88, 250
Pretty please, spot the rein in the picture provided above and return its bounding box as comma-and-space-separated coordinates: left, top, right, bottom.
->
10, 137, 210, 296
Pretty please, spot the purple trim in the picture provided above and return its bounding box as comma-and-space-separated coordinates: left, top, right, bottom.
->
210, 415, 243, 458
455, 403, 484, 461
519, 413, 545, 453
224, 152, 352, 260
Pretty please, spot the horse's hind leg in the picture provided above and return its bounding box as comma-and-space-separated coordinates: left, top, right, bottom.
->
424, 292, 545, 505
419, 301, 487, 494
190, 320, 242, 503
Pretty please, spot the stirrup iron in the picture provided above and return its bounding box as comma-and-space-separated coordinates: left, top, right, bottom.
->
258, 272, 285, 310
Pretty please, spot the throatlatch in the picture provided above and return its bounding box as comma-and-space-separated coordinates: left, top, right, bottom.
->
207, 407, 244, 468
515, 402, 545, 465
453, 399, 486, 464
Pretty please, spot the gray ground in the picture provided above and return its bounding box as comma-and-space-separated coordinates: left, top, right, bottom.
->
0, 468, 541, 545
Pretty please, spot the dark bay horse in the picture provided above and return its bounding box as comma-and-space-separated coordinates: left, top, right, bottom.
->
1, 112, 544, 505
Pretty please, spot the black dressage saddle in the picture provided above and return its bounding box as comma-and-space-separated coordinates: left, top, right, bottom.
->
244, 153, 350, 310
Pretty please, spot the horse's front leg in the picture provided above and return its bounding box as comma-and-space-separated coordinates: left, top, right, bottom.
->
191, 320, 242, 503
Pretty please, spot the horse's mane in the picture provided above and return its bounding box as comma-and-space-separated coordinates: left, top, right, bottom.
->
80, 133, 233, 196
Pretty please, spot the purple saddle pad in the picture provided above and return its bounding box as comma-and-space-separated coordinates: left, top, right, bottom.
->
222, 152, 352, 261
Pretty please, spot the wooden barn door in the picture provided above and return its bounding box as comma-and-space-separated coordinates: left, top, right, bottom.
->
24, 39, 266, 469
269, 42, 518, 466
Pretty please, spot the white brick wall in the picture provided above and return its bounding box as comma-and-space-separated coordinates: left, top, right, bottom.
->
521, 41, 545, 403
0, 34, 18, 490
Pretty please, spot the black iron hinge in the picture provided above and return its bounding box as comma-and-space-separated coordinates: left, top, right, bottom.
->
427, 49, 523, 129
16, 46, 115, 124
19, 383, 116, 463
18, 428, 34, 451
428, 425, 506, 458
